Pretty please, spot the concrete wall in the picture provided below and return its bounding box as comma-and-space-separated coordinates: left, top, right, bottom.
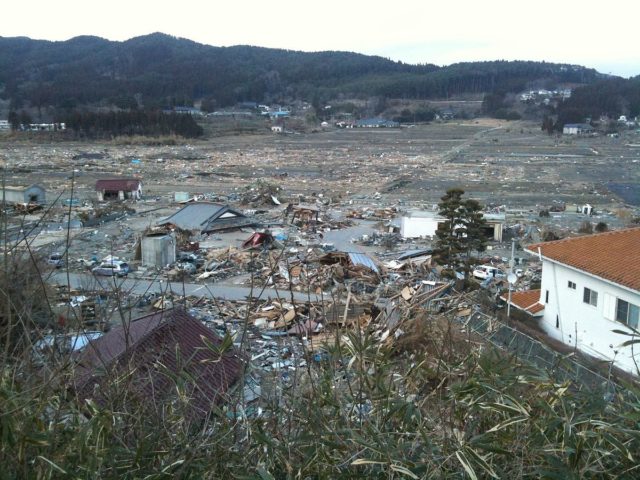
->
538, 259, 640, 375
141, 233, 176, 267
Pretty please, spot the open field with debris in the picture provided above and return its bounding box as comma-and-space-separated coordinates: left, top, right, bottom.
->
3, 119, 639, 208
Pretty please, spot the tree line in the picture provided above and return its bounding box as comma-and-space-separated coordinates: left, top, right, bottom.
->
0, 34, 603, 112
56, 110, 203, 139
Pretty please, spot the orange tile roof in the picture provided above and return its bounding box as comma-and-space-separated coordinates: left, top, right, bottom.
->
525, 227, 640, 292
500, 289, 544, 315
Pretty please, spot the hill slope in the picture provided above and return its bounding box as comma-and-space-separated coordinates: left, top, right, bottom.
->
0, 33, 606, 110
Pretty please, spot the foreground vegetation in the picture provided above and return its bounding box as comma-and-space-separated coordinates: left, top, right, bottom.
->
2, 298, 640, 478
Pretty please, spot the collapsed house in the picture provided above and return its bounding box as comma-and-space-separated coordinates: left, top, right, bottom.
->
158, 202, 258, 234
73, 308, 244, 421
96, 178, 142, 201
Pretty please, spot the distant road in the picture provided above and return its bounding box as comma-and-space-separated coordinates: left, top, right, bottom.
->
47, 271, 325, 303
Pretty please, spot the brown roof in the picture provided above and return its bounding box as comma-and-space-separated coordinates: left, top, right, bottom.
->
73, 309, 244, 421
526, 227, 640, 292
500, 289, 544, 316
95, 178, 141, 191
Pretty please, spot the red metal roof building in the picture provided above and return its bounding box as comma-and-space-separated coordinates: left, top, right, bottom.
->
73, 308, 244, 421
95, 178, 142, 201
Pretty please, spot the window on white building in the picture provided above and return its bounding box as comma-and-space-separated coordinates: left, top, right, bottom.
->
583, 287, 598, 307
568, 281, 576, 289
616, 299, 639, 329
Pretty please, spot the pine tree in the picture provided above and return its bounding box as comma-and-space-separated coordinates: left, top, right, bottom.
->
434, 188, 488, 271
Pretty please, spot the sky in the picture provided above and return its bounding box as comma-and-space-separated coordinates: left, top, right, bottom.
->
3, 0, 640, 78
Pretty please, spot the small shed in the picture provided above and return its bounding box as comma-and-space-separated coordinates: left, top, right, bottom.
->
96, 178, 142, 201
1, 184, 46, 205
141, 232, 176, 267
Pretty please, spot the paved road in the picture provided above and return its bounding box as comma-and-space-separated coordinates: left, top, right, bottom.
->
47, 271, 325, 303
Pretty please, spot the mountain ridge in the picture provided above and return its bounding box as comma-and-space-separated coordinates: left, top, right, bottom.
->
0, 33, 608, 112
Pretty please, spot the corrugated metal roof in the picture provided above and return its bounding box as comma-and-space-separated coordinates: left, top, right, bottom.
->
158, 203, 256, 233
347, 252, 379, 274
74, 309, 244, 421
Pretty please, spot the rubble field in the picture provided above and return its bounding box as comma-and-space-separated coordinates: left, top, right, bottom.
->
3, 119, 640, 409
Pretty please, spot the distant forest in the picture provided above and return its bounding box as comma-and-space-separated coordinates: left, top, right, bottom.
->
553, 77, 640, 127
0, 33, 604, 111
1, 33, 639, 136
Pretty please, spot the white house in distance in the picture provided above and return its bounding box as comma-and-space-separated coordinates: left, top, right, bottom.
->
399, 211, 504, 242
521, 228, 640, 375
562, 123, 594, 135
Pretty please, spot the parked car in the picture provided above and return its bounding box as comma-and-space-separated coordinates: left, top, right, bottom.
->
47, 253, 65, 268
175, 262, 196, 274
177, 252, 204, 267
472, 265, 505, 280
92, 260, 130, 277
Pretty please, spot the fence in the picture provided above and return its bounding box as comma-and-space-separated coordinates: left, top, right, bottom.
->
463, 310, 638, 402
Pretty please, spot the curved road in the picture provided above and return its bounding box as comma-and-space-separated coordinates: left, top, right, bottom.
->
48, 271, 326, 303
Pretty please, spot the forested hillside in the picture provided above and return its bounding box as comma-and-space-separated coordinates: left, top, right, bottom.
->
0, 33, 605, 111
554, 76, 640, 126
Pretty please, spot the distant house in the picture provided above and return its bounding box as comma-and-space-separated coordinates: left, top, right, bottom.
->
269, 109, 291, 119
355, 118, 399, 128
158, 202, 257, 234
73, 308, 244, 421
440, 109, 455, 120
516, 228, 640, 375
271, 125, 283, 133
167, 106, 204, 116
0, 184, 46, 205
563, 123, 594, 135
96, 178, 142, 201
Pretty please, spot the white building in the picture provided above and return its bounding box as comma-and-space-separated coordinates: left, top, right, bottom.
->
563, 123, 594, 135
399, 211, 504, 242
521, 228, 640, 375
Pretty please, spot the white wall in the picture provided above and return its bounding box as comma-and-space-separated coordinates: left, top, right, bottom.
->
538, 260, 640, 375
400, 216, 441, 238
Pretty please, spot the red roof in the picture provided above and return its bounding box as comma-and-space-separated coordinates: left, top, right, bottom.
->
526, 227, 640, 292
95, 178, 141, 191
500, 289, 544, 316
74, 309, 244, 420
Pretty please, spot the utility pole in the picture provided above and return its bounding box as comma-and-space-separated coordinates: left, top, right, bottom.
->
507, 238, 516, 318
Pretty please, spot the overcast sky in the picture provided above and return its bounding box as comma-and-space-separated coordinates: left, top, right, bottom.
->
4, 0, 639, 78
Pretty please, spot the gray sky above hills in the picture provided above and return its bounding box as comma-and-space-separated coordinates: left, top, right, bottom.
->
4, 0, 639, 78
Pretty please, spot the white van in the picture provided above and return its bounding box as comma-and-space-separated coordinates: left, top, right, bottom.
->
472, 265, 505, 280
